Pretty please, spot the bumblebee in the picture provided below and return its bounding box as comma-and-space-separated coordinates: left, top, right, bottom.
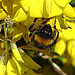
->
29, 18, 59, 52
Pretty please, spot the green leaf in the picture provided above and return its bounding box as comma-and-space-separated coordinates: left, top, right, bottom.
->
25, 68, 42, 75
7, 26, 13, 34
10, 42, 24, 62
21, 52, 41, 70
70, 0, 75, 7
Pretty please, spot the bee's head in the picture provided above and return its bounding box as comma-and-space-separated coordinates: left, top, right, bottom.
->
38, 24, 52, 39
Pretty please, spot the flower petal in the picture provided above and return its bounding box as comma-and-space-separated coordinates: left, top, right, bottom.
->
67, 40, 75, 58
20, 0, 32, 12
0, 9, 7, 20
45, 0, 52, 17
49, 0, 62, 17
13, 8, 27, 22
29, 0, 62, 18
29, 0, 43, 17
60, 29, 73, 41
63, 4, 75, 18
54, 0, 71, 7
55, 40, 66, 56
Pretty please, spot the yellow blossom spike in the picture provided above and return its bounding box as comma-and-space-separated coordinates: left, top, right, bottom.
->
54, 0, 71, 7
55, 40, 66, 56
63, 4, 75, 18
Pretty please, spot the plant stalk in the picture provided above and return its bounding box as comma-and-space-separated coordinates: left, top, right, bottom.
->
4, 22, 8, 65
49, 58, 67, 75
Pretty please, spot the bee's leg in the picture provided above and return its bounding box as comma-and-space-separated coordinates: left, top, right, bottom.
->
50, 47, 59, 57
53, 30, 59, 44
47, 30, 59, 48
51, 30, 59, 46
51, 29, 56, 39
29, 18, 38, 32
51, 18, 56, 39
29, 33, 32, 37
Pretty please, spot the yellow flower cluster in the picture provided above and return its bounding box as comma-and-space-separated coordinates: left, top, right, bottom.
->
0, 0, 75, 74
0, 0, 75, 22
55, 21, 75, 66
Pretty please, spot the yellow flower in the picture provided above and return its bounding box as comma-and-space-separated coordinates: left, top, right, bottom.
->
59, 21, 75, 41
2, 0, 27, 22
63, 4, 75, 18
55, 21, 75, 66
1, 0, 75, 23
29, 0, 75, 18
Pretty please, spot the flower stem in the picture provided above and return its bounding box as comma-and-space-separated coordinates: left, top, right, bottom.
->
42, 55, 66, 75
4, 22, 8, 65
49, 58, 67, 75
